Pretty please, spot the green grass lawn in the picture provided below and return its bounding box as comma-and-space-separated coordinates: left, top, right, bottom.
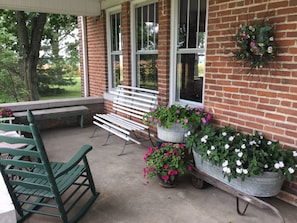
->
40, 77, 82, 100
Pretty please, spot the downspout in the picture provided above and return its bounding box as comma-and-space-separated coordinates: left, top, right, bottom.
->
81, 16, 89, 97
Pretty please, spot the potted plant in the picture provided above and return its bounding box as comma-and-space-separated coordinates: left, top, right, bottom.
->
143, 104, 211, 142
185, 124, 297, 197
0, 107, 14, 123
143, 142, 192, 187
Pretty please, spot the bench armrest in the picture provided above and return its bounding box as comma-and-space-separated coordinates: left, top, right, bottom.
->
55, 144, 92, 178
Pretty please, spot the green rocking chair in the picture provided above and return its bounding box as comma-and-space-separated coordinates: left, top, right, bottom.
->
0, 110, 99, 222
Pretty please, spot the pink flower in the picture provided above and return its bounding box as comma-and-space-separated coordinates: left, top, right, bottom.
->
201, 117, 206, 124
149, 116, 153, 122
184, 119, 188, 123
143, 154, 148, 161
164, 165, 168, 169
187, 166, 192, 171
176, 110, 180, 114
147, 147, 153, 154
149, 167, 155, 172
176, 119, 180, 123
168, 170, 173, 175
162, 175, 169, 181
173, 170, 178, 175
164, 152, 172, 157
206, 114, 212, 121
143, 168, 147, 178
250, 41, 256, 48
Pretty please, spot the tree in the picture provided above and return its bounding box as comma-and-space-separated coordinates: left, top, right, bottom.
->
16, 11, 47, 101
0, 10, 78, 102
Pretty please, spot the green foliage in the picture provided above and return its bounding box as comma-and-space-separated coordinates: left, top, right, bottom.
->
186, 124, 297, 181
143, 143, 192, 183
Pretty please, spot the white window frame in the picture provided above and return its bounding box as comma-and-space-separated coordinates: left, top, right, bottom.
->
106, 6, 122, 92
130, 0, 159, 88
170, 0, 209, 107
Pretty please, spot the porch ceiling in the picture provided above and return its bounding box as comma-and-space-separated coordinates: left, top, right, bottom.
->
0, 0, 105, 16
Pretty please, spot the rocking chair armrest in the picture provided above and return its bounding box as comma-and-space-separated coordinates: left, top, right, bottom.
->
55, 144, 92, 178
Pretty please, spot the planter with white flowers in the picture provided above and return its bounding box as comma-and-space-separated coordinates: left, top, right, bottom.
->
186, 124, 297, 197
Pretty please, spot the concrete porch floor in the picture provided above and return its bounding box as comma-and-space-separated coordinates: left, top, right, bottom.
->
26, 125, 297, 223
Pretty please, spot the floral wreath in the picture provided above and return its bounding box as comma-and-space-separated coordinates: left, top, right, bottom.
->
235, 19, 277, 71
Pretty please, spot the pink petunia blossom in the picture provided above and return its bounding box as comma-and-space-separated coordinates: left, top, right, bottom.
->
162, 175, 169, 181
201, 117, 206, 124
149, 167, 155, 172
164, 165, 169, 169
184, 119, 188, 123
187, 166, 192, 171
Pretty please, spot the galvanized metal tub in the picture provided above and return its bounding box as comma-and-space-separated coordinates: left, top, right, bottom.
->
192, 150, 284, 197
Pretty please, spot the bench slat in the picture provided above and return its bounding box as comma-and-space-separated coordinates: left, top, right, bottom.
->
94, 122, 141, 144
96, 114, 145, 131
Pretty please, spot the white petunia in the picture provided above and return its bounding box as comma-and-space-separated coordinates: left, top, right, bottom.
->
243, 169, 248, 174
249, 140, 256, 145
223, 167, 231, 174
207, 150, 211, 155
238, 152, 243, 158
293, 151, 297, 157
235, 149, 240, 153
241, 144, 246, 149
274, 163, 280, 169
236, 160, 242, 166
288, 167, 295, 174
222, 160, 229, 167
267, 141, 272, 145
279, 161, 284, 168
264, 164, 268, 168
236, 168, 243, 174
225, 144, 230, 149
185, 131, 191, 137
211, 145, 216, 150
229, 136, 234, 142
222, 132, 227, 136
201, 136, 208, 143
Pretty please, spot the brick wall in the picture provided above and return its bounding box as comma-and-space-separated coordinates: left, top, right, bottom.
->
157, 0, 171, 105
205, 0, 297, 205
79, 14, 108, 97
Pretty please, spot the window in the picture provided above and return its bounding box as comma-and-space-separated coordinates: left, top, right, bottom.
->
107, 10, 123, 89
173, 0, 207, 104
134, 1, 158, 90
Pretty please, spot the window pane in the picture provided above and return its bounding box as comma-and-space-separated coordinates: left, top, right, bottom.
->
111, 13, 121, 51
136, 3, 158, 50
198, 0, 207, 48
178, 0, 188, 48
135, 2, 158, 90
137, 54, 158, 90
176, 54, 204, 102
188, 0, 198, 48
111, 54, 123, 87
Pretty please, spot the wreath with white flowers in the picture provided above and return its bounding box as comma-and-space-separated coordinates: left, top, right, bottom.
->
235, 20, 277, 70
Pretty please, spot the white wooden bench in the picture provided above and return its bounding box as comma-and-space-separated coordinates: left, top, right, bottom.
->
13, 106, 89, 128
92, 85, 159, 155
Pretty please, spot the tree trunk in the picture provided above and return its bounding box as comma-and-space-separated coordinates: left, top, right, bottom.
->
16, 11, 47, 101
